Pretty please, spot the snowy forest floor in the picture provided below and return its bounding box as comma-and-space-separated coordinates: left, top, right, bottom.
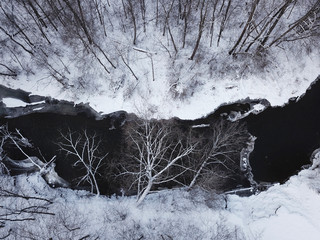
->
2, 47, 319, 120
1, 152, 320, 240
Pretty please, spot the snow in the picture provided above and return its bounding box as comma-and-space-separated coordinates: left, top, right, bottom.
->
2, 48, 318, 120
228, 175, 320, 240
2, 154, 320, 239
1, 98, 28, 108
1, 98, 45, 108
252, 103, 266, 113
0, 1, 320, 238
1, 6, 319, 120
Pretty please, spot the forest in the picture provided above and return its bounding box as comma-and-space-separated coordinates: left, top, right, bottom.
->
0, 0, 319, 96
0, 0, 320, 239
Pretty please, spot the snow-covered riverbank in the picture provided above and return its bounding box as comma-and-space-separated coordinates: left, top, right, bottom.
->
1, 152, 320, 239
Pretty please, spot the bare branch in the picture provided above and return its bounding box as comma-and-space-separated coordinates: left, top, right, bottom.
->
57, 129, 108, 196
122, 119, 197, 205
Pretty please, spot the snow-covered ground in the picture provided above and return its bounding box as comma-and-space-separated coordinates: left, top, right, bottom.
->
2, 47, 319, 120
0, 1, 319, 120
1, 2, 320, 238
1, 152, 320, 239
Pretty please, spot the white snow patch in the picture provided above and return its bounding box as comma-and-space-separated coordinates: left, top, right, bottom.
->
1, 98, 46, 108
33, 107, 44, 111
2, 157, 320, 239
253, 103, 266, 113
2, 98, 28, 107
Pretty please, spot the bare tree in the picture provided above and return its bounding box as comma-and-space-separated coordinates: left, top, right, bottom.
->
209, 0, 220, 47
160, 0, 178, 54
0, 25, 33, 55
117, 46, 139, 80
0, 125, 69, 188
257, 0, 294, 52
228, 0, 260, 55
61, 0, 93, 44
0, 125, 46, 171
0, 176, 91, 239
268, 0, 320, 48
126, 0, 137, 45
57, 129, 108, 196
217, 0, 232, 47
0, 126, 10, 175
0, 184, 54, 239
139, 0, 147, 32
133, 47, 156, 81
188, 120, 248, 190
122, 119, 197, 205
93, 0, 107, 37
182, 0, 193, 48
190, 0, 209, 60
0, 63, 17, 77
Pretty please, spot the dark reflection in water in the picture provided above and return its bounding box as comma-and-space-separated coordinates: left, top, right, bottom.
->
0, 112, 123, 194
243, 77, 320, 182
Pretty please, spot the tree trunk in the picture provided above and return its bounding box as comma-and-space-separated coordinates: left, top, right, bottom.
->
182, 0, 192, 48
217, 0, 232, 46
136, 180, 153, 206
188, 159, 207, 189
257, 0, 293, 51
228, 0, 260, 55
190, 0, 207, 60
268, 0, 320, 48
209, 0, 219, 47
91, 171, 100, 196
127, 0, 137, 45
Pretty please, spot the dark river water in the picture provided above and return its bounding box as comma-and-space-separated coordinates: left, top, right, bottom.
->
243, 78, 320, 182
0, 112, 123, 194
0, 76, 319, 191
